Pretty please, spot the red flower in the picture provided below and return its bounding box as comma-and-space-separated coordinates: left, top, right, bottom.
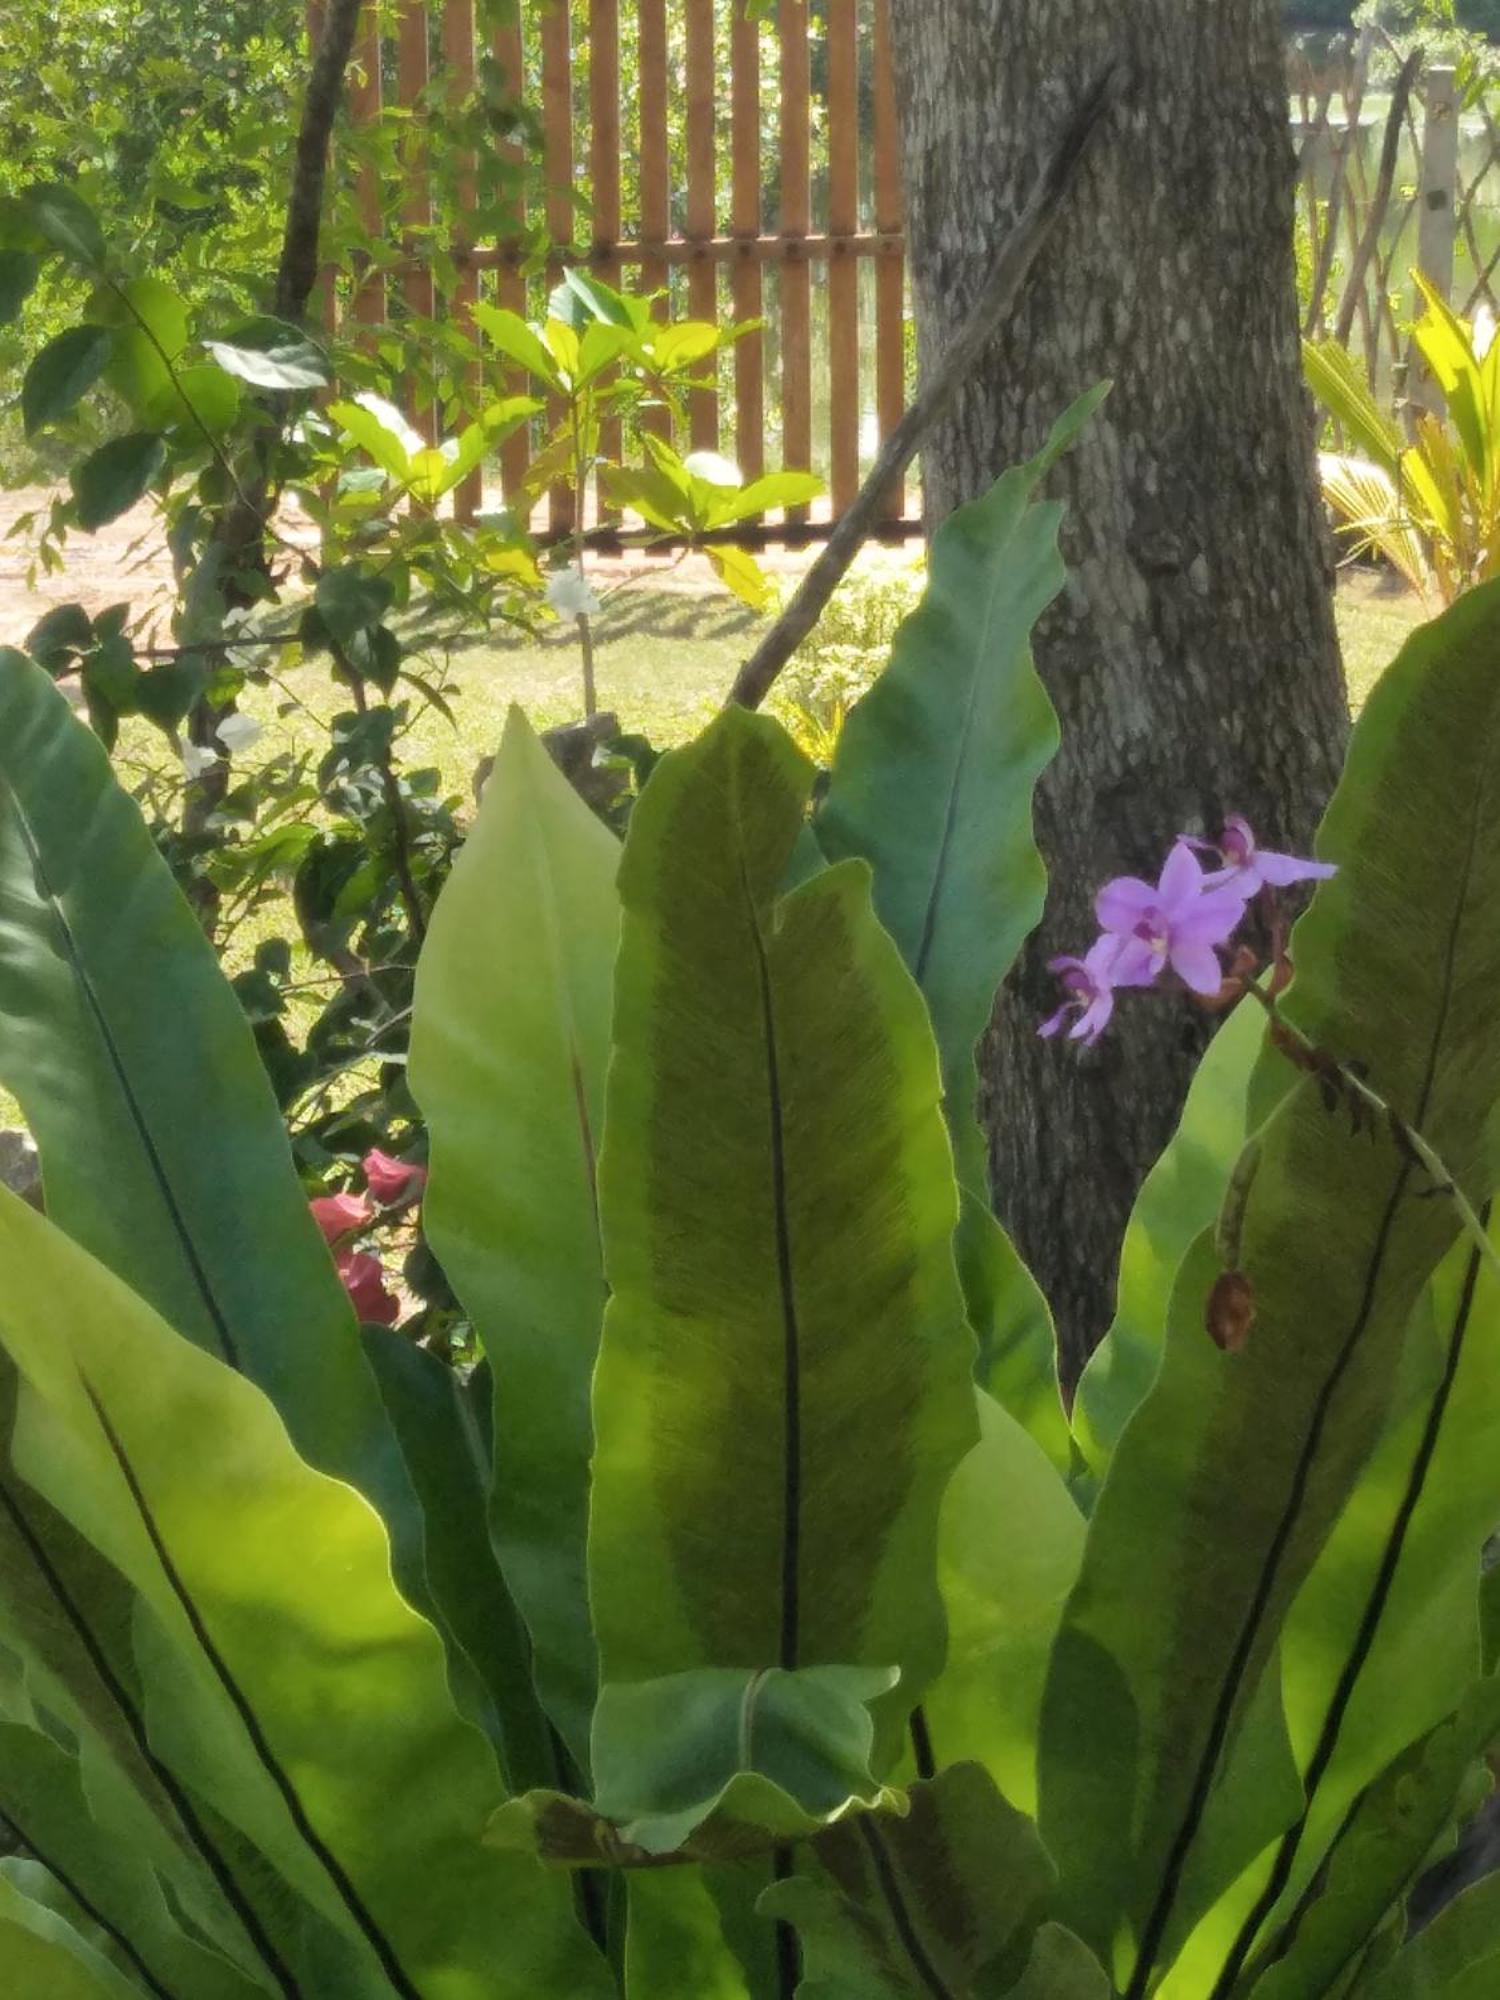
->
336, 1249, 400, 1326
310, 1191, 374, 1245
362, 1148, 428, 1206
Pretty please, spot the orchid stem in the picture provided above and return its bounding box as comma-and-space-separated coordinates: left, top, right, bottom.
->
1244, 980, 1500, 1287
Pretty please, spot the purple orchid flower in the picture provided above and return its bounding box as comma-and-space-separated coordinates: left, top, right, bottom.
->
1188, 814, 1338, 896
1094, 842, 1248, 997
1038, 933, 1152, 1046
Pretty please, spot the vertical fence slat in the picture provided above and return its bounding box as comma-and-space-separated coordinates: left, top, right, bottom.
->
591, 0, 624, 465
685, 0, 719, 450
731, 4, 766, 484
350, 4, 386, 331
398, 0, 436, 441
491, 9, 531, 501
638, 0, 670, 303
541, 0, 576, 530
780, 0, 813, 520
444, 0, 481, 517
637, 0, 671, 445
826, 0, 860, 515
872, 0, 904, 519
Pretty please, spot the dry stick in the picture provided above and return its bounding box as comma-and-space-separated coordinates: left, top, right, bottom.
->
1334, 50, 1425, 351
725, 60, 1123, 714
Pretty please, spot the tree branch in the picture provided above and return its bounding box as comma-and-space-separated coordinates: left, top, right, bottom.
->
277, 0, 367, 322
1333, 49, 1424, 351
725, 59, 1123, 714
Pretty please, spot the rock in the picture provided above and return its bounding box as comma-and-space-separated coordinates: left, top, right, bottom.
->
0, 1129, 41, 1210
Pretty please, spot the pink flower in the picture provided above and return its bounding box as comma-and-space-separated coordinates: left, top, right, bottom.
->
310, 1191, 374, 1245
1095, 843, 1249, 997
1191, 815, 1338, 896
362, 1148, 428, 1206
336, 1249, 400, 1326
1039, 933, 1154, 1046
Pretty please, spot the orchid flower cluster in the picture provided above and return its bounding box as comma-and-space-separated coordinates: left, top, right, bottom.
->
1040, 816, 1336, 1047
308, 1145, 428, 1326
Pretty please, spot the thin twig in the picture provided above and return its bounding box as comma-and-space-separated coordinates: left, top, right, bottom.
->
1333, 49, 1425, 350
724, 59, 1123, 713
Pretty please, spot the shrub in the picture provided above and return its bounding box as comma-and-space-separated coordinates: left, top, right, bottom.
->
3, 429, 1500, 1997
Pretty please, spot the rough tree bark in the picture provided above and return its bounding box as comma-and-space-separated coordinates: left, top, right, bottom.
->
886, 0, 1350, 1384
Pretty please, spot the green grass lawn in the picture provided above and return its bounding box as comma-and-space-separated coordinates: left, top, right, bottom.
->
0, 565, 1429, 1141
188, 563, 1424, 802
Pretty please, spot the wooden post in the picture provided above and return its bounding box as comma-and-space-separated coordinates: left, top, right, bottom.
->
685, 0, 719, 450
444, 0, 482, 518
826, 0, 860, 515
492, 7, 532, 503
872, 0, 904, 519
1414, 66, 1460, 412
398, 0, 436, 442
780, 0, 813, 521
349, 4, 386, 335
637, 0, 672, 444
590, 0, 623, 466
540, 0, 576, 531
731, 3, 766, 484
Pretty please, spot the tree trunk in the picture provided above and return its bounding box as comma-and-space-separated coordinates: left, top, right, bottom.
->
886, 0, 1349, 1385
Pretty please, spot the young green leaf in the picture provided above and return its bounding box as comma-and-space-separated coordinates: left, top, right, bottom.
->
203, 316, 330, 391
69, 433, 166, 531
22, 325, 115, 435
923, 1390, 1086, 1816
410, 708, 620, 1771
590, 709, 978, 1771
472, 300, 563, 390
0, 249, 40, 326
1072, 996, 1267, 1481
18, 182, 106, 269
591, 1666, 897, 1856
817, 396, 1105, 1467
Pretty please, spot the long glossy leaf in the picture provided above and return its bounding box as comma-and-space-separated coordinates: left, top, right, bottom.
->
1071, 997, 1266, 1482
590, 710, 977, 1769
361, 1327, 556, 1794
0, 1873, 133, 1998
0, 1719, 267, 2000
1367, 1870, 1500, 1998
410, 705, 619, 1770
0, 654, 423, 1590
922, 1391, 1085, 1817
760, 1763, 1052, 1999
0, 1186, 614, 1999
1182, 1221, 1500, 1990
1040, 581, 1500, 1986
626, 1872, 752, 2000
1247, 1682, 1500, 2000
817, 392, 1105, 1468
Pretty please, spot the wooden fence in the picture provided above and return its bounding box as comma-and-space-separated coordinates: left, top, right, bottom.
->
323, 0, 913, 534
321, 14, 1500, 536
1292, 33, 1500, 397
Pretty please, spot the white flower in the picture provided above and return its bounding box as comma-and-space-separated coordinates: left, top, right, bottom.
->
216, 713, 264, 755
683, 449, 742, 488
353, 390, 426, 459
1475, 304, 1498, 362
545, 564, 602, 620
181, 741, 219, 781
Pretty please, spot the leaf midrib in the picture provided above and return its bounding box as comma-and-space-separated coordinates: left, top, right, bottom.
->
85, 1382, 422, 2000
